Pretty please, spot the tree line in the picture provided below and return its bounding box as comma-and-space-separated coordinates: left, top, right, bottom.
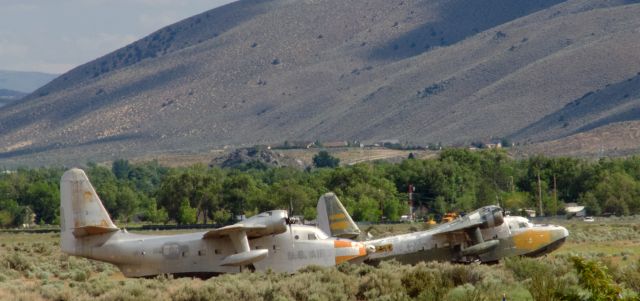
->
1, 149, 640, 227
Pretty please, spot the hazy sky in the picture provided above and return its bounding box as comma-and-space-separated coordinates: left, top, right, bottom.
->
0, 0, 237, 74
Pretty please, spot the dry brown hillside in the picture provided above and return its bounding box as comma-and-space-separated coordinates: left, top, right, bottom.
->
516, 120, 640, 157
0, 0, 639, 166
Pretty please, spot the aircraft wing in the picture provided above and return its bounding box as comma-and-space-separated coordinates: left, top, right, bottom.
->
432, 206, 504, 237
432, 215, 483, 236
202, 224, 268, 239
200, 210, 289, 266
202, 210, 288, 240
430, 206, 505, 257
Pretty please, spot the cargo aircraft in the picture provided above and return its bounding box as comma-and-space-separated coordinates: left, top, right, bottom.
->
316, 193, 569, 265
60, 169, 370, 277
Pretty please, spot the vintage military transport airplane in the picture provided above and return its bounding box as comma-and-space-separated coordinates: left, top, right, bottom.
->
60, 168, 370, 277
316, 193, 569, 264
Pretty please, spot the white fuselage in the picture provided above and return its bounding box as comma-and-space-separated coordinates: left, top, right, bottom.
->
365, 216, 569, 264
74, 225, 364, 277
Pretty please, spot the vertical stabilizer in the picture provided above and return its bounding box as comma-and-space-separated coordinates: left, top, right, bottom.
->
316, 193, 360, 239
60, 168, 118, 254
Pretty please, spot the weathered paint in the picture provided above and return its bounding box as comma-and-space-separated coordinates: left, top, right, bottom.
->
363, 213, 568, 265
317, 193, 360, 239
60, 169, 369, 277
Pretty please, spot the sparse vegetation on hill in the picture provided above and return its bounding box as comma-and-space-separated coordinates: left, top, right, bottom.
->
1, 0, 640, 164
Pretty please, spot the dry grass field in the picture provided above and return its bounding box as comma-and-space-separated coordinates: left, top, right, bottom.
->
119, 147, 437, 169
1, 217, 638, 300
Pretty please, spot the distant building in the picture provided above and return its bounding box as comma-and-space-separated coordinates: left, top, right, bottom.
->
484, 142, 502, 149
379, 139, 400, 145
565, 203, 586, 218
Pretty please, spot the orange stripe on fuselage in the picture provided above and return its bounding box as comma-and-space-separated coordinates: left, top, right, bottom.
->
334, 240, 353, 248
334, 241, 367, 264
335, 255, 358, 264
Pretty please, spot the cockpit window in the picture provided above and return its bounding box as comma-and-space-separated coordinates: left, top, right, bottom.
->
518, 222, 528, 228
308, 233, 317, 240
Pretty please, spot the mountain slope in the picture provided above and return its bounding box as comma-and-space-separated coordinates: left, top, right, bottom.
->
1, 0, 640, 166
512, 72, 640, 143
517, 120, 640, 157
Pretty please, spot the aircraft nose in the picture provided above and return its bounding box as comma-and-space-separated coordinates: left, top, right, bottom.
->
560, 226, 569, 238
551, 225, 569, 243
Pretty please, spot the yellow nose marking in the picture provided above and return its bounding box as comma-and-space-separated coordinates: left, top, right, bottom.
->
513, 230, 552, 250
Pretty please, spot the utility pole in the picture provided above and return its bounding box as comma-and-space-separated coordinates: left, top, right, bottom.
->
537, 171, 543, 217
380, 190, 384, 223
408, 184, 414, 221
510, 176, 514, 193
553, 174, 557, 216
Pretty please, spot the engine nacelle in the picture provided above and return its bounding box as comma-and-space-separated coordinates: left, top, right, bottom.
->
479, 206, 504, 229
221, 249, 269, 266
242, 210, 288, 237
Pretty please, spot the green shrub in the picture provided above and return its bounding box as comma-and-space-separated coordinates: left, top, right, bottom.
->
505, 257, 575, 301
445, 284, 490, 301
571, 256, 622, 300
401, 263, 452, 299
619, 261, 640, 293
3, 253, 32, 273
71, 270, 89, 282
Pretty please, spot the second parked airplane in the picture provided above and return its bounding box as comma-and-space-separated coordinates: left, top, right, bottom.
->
316, 193, 569, 264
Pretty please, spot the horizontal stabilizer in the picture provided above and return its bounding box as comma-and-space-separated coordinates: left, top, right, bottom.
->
72, 225, 119, 238
221, 249, 269, 266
